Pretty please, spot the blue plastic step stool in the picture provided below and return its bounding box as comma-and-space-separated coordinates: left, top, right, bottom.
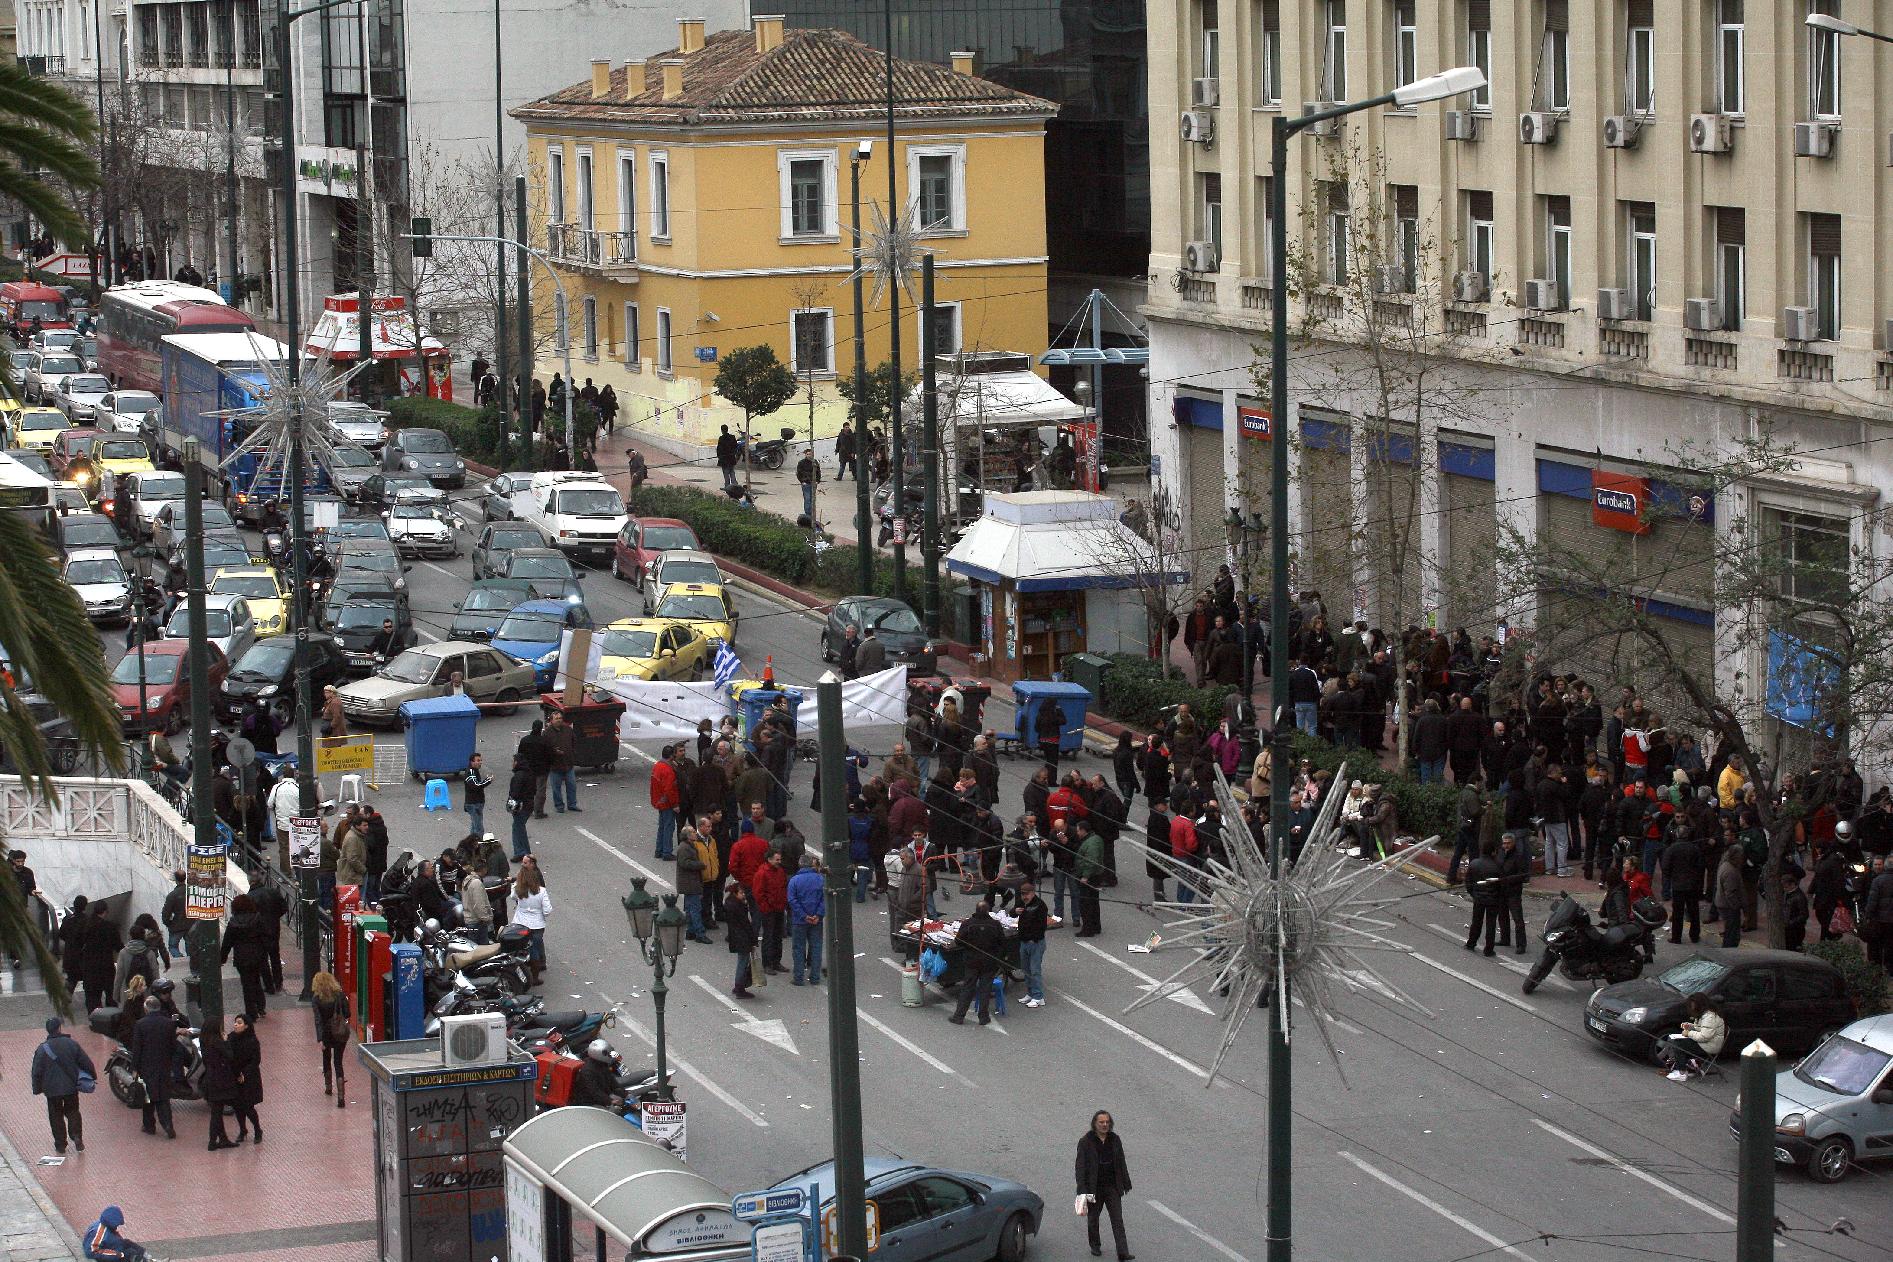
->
991, 975, 1007, 1016
423, 778, 452, 812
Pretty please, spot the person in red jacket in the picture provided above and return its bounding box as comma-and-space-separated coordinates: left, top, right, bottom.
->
729, 830, 770, 893
1170, 812, 1201, 905
1046, 775, 1089, 832
650, 745, 681, 860
887, 780, 929, 842
751, 851, 790, 974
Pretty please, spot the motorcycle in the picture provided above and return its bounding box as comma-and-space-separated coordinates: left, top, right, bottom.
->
735, 428, 792, 471
423, 974, 551, 1036
1521, 893, 1667, 993
88, 1008, 206, 1105
418, 920, 535, 995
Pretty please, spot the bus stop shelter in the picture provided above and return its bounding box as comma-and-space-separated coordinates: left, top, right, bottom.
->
503, 1107, 749, 1262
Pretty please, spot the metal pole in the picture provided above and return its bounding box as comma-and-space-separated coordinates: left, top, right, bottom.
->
816, 673, 868, 1258
225, 16, 239, 304
515, 176, 532, 468
650, 962, 672, 1101
90, 0, 110, 293
1087, 287, 1103, 491
1264, 113, 1293, 1262
357, 133, 373, 401
182, 441, 225, 1030
492, 0, 511, 444
1736, 1041, 1778, 1262
920, 253, 940, 637
882, 0, 905, 604
850, 157, 871, 593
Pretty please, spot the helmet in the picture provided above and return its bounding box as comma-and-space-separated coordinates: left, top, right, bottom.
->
423, 917, 440, 932
586, 1039, 613, 1064
152, 978, 175, 996
1835, 820, 1855, 842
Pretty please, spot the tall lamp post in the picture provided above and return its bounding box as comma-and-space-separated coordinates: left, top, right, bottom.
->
620, 877, 684, 1100
1807, 11, 1893, 43
879, 0, 905, 604
1261, 66, 1484, 1262
849, 141, 873, 594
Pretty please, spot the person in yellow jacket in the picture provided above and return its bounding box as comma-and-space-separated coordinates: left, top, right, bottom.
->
1717, 755, 1747, 810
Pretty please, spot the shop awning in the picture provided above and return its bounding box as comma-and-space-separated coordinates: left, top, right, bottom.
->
921, 365, 1092, 432
945, 491, 1188, 592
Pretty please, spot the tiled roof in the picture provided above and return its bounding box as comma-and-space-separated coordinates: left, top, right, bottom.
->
512, 27, 1058, 128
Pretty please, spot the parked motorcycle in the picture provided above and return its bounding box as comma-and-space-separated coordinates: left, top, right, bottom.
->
423, 974, 550, 1036
1521, 893, 1667, 994
87, 1008, 206, 1105
418, 920, 535, 996
735, 428, 792, 471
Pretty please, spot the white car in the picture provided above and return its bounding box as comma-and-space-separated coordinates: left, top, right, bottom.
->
119, 469, 186, 540
25, 353, 82, 404
96, 390, 160, 435
151, 499, 238, 554
164, 593, 257, 663
6, 350, 39, 392
62, 553, 133, 625
384, 489, 458, 558
52, 373, 112, 423
31, 330, 78, 357
511, 472, 626, 559
325, 401, 389, 451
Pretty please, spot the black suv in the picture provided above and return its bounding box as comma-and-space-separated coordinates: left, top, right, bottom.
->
328, 595, 418, 677
218, 634, 348, 722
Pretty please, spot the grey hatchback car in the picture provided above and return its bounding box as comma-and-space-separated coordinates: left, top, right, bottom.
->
771, 1158, 1041, 1262
1731, 1014, 1893, 1183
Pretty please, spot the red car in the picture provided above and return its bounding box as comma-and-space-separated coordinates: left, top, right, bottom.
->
611, 517, 701, 582
111, 638, 227, 734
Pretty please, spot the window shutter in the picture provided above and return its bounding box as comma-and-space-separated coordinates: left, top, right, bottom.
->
1468, 0, 1490, 31
1264, 0, 1279, 31
1327, 182, 1349, 212
1716, 207, 1745, 245
1627, 0, 1652, 27
1808, 213, 1842, 256
1468, 189, 1493, 220
1394, 185, 1419, 219
1545, 0, 1567, 32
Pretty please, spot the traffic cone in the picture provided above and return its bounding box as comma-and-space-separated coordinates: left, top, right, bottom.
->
763, 655, 775, 687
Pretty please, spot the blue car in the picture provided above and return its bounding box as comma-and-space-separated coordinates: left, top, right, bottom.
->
489, 598, 592, 690
770, 1158, 1042, 1262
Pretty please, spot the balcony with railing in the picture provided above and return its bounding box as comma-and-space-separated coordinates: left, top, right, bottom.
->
545, 223, 638, 277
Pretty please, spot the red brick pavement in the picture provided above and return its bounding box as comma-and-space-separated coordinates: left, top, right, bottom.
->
0, 999, 376, 1262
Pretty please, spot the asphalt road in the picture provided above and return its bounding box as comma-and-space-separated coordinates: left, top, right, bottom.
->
88, 498, 1893, 1262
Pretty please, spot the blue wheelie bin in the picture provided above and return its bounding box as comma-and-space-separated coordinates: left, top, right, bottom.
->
1011, 680, 1092, 755
734, 685, 805, 754
400, 693, 481, 779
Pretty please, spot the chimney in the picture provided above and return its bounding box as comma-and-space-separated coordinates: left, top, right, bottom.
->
753, 14, 784, 53
660, 58, 686, 100
624, 59, 646, 101
589, 59, 611, 99
950, 49, 976, 76
678, 17, 705, 54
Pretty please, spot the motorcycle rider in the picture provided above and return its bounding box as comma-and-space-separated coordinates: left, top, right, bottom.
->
568, 1040, 621, 1110
366, 618, 401, 661
260, 499, 286, 536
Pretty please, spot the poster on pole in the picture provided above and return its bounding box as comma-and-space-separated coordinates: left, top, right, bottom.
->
640, 1100, 686, 1160
185, 842, 228, 921
289, 815, 324, 869
751, 1220, 804, 1262
315, 734, 375, 774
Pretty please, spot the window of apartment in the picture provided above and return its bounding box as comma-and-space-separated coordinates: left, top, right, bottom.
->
554, 292, 569, 351
1769, 508, 1850, 605
780, 150, 834, 238
1807, 212, 1841, 340
575, 151, 594, 232
624, 302, 641, 368
791, 309, 834, 376
1715, 207, 1745, 331
1466, 189, 1494, 281
909, 147, 965, 231
547, 149, 566, 225
1809, 0, 1841, 118
650, 153, 670, 240
1626, 202, 1657, 320
1539, 0, 1570, 111
1544, 195, 1572, 309
1198, 173, 1223, 270
582, 297, 598, 358
1466, 0, 1492, 108
1320, 0, 1348, 102
1325, 182, 1351, 284
926, 302, 962, 356
1391, 0, 1418, 91
617, 153, 637, 251
655, 308, 673, 374
1199, 1, 1219, 81
1392, 184, 1419, 291
1625, 0, 1654, 115
1717, 0, 1744, 115
1259, 0, 1282, 104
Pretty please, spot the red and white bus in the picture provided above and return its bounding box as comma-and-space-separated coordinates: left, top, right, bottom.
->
0, 282, 71, 341
95, 280, 255, 392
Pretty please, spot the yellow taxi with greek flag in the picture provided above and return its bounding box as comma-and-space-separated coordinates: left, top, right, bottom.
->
651, 582, 739, 651
595, 617, 712, 683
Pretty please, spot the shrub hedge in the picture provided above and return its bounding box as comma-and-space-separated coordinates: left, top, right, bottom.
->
627, 483, 904, 600
1093, 653, 1228, 731
385, 397, 538, 470
1806, 939, 1890, 1017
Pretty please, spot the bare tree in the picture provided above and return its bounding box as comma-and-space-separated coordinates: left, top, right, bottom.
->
1079, 481, 1194, 677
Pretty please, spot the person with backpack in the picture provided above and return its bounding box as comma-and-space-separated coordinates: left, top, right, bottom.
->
31, 1017, 95, 1155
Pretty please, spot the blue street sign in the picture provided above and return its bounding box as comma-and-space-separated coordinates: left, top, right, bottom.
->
696, 346, 718, 363
732, 1188, 806, 1222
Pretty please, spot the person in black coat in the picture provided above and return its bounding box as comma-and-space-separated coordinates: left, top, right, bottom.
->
1809, 845, 1848, 941
30, 1017, 95, 1155
219, 895, 271, 1019
1463, 842, 1505, 955
201, 1026, 241, 1150
79, 902, 123, 1015
128, 998, 178, 1138
947, 899, 1005, 1026
1074, 1110, 1134, 1260
1034, 699, 1066, 771
725, 883, 756, 999
228, 1014, 263, 1142
250, 883, 289, 995
1495, 832, 1529, 953
57, 895, 89, 998
1661, 828, 1706, 945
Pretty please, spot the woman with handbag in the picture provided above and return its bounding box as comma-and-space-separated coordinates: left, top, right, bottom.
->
512, 858, 552, 984
725, 881, 757, 999
310, 972, 352, 1106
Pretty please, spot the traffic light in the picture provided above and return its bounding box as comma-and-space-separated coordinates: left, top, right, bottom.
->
410, 216, 433, 257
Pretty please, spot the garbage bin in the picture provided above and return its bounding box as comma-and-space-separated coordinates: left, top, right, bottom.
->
1010, 680, 1093, 755
539, 691, 627, 772
1064, 652, 1111, 702
734, 685, 804, 753
399, 693, 480, 778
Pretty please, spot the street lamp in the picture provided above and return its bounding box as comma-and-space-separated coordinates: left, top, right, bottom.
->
1261, 66, 1485, 1262
621, 876, 684, 1101
1806, 12, 1893, 42
850, 140, 873, 594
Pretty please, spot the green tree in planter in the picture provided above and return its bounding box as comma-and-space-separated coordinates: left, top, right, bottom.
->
714, 345, 796, 491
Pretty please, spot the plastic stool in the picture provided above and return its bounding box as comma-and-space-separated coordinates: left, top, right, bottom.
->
422, 778, 452, 812
991, 975, 1007, 1017
338, 774, 367, 808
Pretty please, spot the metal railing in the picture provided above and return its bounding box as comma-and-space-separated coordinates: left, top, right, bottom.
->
546, 223, 638, 269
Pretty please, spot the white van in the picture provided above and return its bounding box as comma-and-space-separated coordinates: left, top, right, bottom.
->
511, 472, 626, 560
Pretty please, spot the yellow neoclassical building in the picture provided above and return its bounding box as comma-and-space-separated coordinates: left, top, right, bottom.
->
514, 16, 1057, 449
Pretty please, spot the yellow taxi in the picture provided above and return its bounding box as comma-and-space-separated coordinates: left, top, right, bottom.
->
651, 582, 739, 651
596, 617, 711, 683
209, 566, 290, 636
11, 407, 71, 451
87, 434, 156, 477
0, 393, 21, 431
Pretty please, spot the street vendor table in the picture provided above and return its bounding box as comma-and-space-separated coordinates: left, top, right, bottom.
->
890, 913, 1023, 989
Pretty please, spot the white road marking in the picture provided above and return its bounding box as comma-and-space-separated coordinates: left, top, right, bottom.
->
1423, 923, 1576, 990
601, 998, 769, 1128
573, 825, 672, 889
854, 1007, 978, 1087
617, 740, 657, 765
421, 561, 457, 578
686, 974, 802, 1054
1336, 1151, 1533, 1260
1290, 996, 1366, 1037
1052, 989, 1215, 1082
1403, 953, 1539, 1014
1529, 1119, 1735, 1224
414, 626, 440, 642
1145, 1201, 1252, 1262
1074, 938, 1216, 1014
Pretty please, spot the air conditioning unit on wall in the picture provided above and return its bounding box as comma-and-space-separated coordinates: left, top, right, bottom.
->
1602, 116, 1642, 149
1781, 305, 1821, 341
1191, 77, 1220, 108
1443, 110, 1478, 141
1689, 114, 1733, 153
1523, 279, 1561, 311
1519, 111, 1558, 145
1180, 110, 1214, 145
1183, 240, 1220, 273
1794, 121, 1836, 158
1683, 298, 1722, 331
440, 1013, 508, 1068
1596, 288, 1634, 321
1452, 271, 1489, 303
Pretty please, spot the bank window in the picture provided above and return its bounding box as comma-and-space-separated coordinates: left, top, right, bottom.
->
1807, 212, 1841, 340
1625, 0, 1654, 116
1466, 189, 1493, 281
1544, 195, 1572, 310
1809, 1, 1841, 118
1259, 0, 1281, 104
1392, 184, 1418, 292
650, 153, 670, 240
1198, 173, 1223, 270
1539, 0, 1570, 111
1715, 207, 1744, 332
1321, 0, 1347, 102
1391, 0, 1417, 91
1466, 0, 1491, 108
1325, 182, 1350, 284
791, 309, 834, 375
1626, 203, 1656, 320
655, 307, 672, 375
1769, 509, 1850, 606
625, 302, 641, 369
909, 146, 964, 232
1718, 0, 1744, 116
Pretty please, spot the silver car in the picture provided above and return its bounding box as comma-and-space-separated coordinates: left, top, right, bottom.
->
63, 553, 133, 625
97, 390, 161, 435
25, 353, 83, 404
120, 470, 187, 540
1737, 1014, 1893, 1183
164, 593, 257, 663
337, 640, 535, 726
324, 401, 389, 450
53, 372, 111, 423
639, 548, 723, 614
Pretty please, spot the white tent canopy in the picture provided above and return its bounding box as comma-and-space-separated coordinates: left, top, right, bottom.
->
946, 491, 1185, 592
304, 295, 445, 360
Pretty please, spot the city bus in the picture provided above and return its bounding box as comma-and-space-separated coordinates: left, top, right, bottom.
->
0, 448, 56, 536
96, 280, 255, 393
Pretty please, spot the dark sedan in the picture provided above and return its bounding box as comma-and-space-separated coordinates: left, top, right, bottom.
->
1584, 950, 1855, 1063
472, 521, 547, 580
359, 472, 438, 511
218, 634, 349, 722
330, 598, 418, 677
822, 595, 928, 664
451, 579, 535, 640
770, 1158, 1041, 1262
499, 547, 585, 601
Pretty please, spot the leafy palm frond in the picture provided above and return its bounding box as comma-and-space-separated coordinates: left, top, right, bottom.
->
0, 59, 98, 247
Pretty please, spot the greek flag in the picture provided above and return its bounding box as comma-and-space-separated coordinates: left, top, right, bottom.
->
713, 641, 741, 688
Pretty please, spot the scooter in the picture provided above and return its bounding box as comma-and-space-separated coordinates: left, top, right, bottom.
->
418, 920, 535, 995
1522, 893, 1667, 993
735, 428, 792, 471
88, 1009, 206, 1105
423, 975, 549, 1036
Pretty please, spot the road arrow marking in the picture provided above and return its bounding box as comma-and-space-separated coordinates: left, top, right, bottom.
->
1073, 939, 1216, 1014
686, 974, 802, 1055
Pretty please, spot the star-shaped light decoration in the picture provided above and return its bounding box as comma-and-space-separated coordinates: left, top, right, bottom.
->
1126, 764, 1433, 1082
853, 200, 925, 309
206, 332, 378, 488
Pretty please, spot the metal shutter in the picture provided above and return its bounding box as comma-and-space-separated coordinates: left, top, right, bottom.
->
1364, 464, 1423, 630
1441, 473, 1496, 634
1300, 445, 1354, 616
1716, 207, 1745, 245
1186, 424, 1228, 591
1808, 213, 1842, 257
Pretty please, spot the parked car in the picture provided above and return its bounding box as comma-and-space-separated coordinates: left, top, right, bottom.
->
323, 401, 388, 451
381, 427, 466, 488
822, 596, 927, 663
477, 471, 536, 522
611, 516, 700, 581
52, 372, 111, 423
62, 553, 133, 625
596, 618, 711, 683
1734, 1014, 1893, 1184
450, 579, 534, 641
639, 548, 723, 614
24, 353, 82, 403
162, 593, 257, 663
112, 638, 228, 734
1584, 950, 1854, 1064
95, 390, 161, 436
769, 1159, 1042, 1262
490, 599, 594, 690
337, 641, 535, 727
498, 547, 584, 601
473, 522, 548, 580
218, 633, 349, 723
